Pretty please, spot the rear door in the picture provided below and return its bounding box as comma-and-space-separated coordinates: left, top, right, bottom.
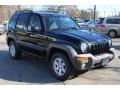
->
16, 12, 30, 50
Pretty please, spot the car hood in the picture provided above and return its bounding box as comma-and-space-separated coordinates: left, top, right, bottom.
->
47, 29, 109, 43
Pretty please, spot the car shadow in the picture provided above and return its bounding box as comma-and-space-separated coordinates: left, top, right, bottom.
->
0, 49, 119, 84
81, 66, 120, 83
0, 50, 62, 84
92, 66, 120, 72
112, 45, 120, 59
103, 66, 120, 72
112, 45, 120, 50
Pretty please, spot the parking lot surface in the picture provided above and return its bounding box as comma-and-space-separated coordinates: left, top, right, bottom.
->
0, 34, 120, 85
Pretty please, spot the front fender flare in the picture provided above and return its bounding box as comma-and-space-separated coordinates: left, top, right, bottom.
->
47, 43, 79, 69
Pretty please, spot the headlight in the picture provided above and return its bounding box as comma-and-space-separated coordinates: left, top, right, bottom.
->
80, 43, 88, 53
108, 39, 112, 46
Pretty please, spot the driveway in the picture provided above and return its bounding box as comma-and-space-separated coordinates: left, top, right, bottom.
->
0, 34, 120, 85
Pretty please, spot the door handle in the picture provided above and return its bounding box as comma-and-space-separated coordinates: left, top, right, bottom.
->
30, 34, 37, 37
30, 34, 49, 39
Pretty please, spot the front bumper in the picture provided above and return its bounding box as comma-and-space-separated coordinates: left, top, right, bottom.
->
74, 48, 114, 70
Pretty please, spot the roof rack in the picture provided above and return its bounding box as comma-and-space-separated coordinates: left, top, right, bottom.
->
16, 10, 33, 13
39, 11, 58, 13
15, 10, 59, 14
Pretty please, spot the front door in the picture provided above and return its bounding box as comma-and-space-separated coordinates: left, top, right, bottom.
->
26, 14, 49, 58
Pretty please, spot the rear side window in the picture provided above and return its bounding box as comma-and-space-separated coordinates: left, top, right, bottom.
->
96, 18, 104, 24
106, 18, 120, 24
8, 12, 19, 30
16, 13, 29, 31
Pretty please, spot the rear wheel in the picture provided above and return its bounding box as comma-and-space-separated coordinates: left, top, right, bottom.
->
108, 30, 117, 38
9, 41, 21, 59
51, 52, 73, 81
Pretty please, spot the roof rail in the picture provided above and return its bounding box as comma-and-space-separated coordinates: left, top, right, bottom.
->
39, 11, 59, 13
16, 10, 33, 13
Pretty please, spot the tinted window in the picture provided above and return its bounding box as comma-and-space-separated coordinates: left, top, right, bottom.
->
106, 18, 120, 24
8, 12, 19, 30
16, 13, 29, 31
28, 14, 42, 33
96, 18, 104, 24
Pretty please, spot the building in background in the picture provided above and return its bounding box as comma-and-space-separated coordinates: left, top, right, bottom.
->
0, 5, 20, 22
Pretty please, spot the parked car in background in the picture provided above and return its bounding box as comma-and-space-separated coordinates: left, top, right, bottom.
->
80, 20, 95, 30
2, 21, 8, 27
0, 23, 6, 35
74, 19, 84, 28
84, 19, 90, 22
77, 21, 84, 28
75, 19, 97, 30
95, 17, 120, 38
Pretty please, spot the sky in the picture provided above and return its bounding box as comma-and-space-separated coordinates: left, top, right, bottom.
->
23, 5, 120, 17
78, 5, 120, 17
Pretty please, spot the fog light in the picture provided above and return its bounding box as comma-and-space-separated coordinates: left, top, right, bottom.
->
81, 63, 86, 69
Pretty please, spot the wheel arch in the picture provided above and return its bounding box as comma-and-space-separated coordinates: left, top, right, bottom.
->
7, 37, 15, 46
7, 35, 20, 51
47, 43, 78, 69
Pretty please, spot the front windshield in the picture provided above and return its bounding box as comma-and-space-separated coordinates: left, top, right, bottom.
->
44, 15, 80, 31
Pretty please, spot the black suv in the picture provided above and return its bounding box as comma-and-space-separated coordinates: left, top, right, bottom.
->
7, 10, 114, 80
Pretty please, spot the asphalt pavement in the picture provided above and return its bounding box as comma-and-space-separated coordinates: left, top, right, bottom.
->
0, 34, 120, 85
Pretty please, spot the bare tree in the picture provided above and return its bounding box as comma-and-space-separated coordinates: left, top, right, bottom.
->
44, 5, 59, 11
67, 6, 80, 19
38, 5, 99, 19
57, 5, 81, 19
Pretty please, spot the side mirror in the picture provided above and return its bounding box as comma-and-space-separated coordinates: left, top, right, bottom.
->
29, 26, 41, 33
31, 26, 37, 33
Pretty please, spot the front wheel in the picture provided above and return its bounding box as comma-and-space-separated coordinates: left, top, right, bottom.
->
51, 52, 73, 81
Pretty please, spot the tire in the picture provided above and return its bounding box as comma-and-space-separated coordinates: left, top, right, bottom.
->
108, 30, 117, 38
9, 41, 21, 59
50, 52, 73, 81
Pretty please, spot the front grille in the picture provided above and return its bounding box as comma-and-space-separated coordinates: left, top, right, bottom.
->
90, 42, 109, 55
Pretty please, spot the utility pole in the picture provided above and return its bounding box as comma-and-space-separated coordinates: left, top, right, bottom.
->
104, 10, 105, 17
93, 5, 96, 21
114, 8, 116, 16
18, 5, 21, 10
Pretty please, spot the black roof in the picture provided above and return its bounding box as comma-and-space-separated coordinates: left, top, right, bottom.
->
34, 11, 65, 16
16, 10, 65, 16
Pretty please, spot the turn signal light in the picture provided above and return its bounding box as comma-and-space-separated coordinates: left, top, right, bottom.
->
75, 57, 89, 61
